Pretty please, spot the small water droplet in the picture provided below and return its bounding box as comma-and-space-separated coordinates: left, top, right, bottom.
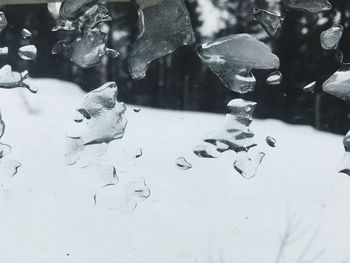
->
176, 157, 192, 170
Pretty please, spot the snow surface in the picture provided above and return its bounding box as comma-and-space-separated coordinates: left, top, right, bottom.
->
0, 79, 349, 263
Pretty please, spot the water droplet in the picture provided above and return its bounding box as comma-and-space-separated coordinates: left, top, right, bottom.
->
303, 81, 316, 93
266, 136, 276, 147
176, 157, 192, 170
0, 47, 8, 55
283, 0, 332, 13
197, 34, 279, 93
0, 65, 38, 93
266, 71, 282, 85
252, 7, 284, 37
21, 28, 32, 40
18, 45, 37, 61
135, 148, 143, 158
133, 107, 141, 113
320, 24, 343, 50
129, 0, 195, 79
234, 151, 265, 179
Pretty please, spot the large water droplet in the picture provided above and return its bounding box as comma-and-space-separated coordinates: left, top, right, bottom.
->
234, 151, 265, 179
320, 24, 343, 50
129, 0, 196, 79
18, 45, 38, 61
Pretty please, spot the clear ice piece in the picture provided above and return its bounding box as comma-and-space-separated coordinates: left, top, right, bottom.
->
0, 65, 38, 93
202, 99, 258, 153
252, 7, 284, 37
266, 136, 276, 147
18, 45, 38, 61
128, 0, 196, 79
176, 157, 192, 170
283, 0, 332, 13
197, 34, 279, 93
76, 82, 127, 145
0, 47, 8, 55
0, 12, 7, 34
320, 24, 343, 50
55, 29, 119, 68
322, 63, 350, 101
266, 71, 282, 85
21, 28, 32, 40
303, 81, 316, 93
234, 151, 265, 179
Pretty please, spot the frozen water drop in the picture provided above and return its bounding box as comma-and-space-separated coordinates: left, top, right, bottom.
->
234, 151, 265, 179
252, 7, 284, 37
0, 47, 8, 56
129, 0, 195, 79
320, 24, 343, 50
303, 81, 316, 93
283, 0, 332, 13
18, 45, 37, 61
135, 148, 143, 158
176, 157, 192, 170
322, 63, 350, 101
266, 136, 276, 147
197, 34, 279, 93
266, 71, 282, 85
0, 65, 37, 93
0, 12, 7, 34
21, 28, 32, 40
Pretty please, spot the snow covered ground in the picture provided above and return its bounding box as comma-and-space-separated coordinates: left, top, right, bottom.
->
0, 79, 349, 263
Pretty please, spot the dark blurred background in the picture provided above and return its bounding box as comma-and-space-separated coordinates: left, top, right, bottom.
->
0, 0, 350, 134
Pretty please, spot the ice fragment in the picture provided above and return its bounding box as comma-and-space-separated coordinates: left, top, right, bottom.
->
253, 7, 284, 37
283, 0, 332, 13
18, 45, 37, 61
266, 71, 282, 85
320, 24, 343, 50
176, 157, 192, 170
234, 151, 265, 179
322, 63, 350, 101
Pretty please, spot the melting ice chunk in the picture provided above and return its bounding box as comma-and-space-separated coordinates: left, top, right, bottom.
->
252, 7, 284, 37
0, 47, 8, 55
197, 34, 279, 93
193, 144, 218, 158
53, 29, 118, 68
320, 24, 343, 50
322, 63, 350, 101
266, 71, 282, 85
18, 45, 38, 61
21, 28, 32, 40
0, 65, 38, 93
234, 151, 265, 179
266, 136, 276, 147
176, 157, 192, 170
0, 12, 7, 34
65, 82, 127, 166
197, 99, 258, 154
303, 81, 316, 93
283, 0, 332, 13
128, 0, 196, 79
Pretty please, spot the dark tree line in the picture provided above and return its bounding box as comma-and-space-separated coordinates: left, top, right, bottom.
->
0, 0, 350, 134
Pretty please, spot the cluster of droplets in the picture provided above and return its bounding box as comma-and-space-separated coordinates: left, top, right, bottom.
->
51, 0, 118, 69
0, 12, 37, 94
